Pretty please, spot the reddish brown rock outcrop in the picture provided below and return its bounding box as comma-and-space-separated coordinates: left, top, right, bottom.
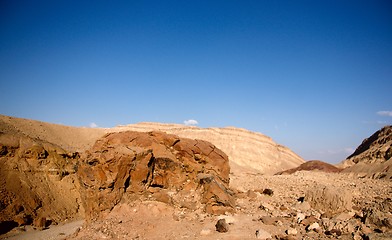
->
275, 160, 342, 175
77, 131, 234, 221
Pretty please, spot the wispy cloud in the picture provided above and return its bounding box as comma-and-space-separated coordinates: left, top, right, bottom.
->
344, 147, 355, 154
377, 111, 392, 117
184, 119, 198, 126
89, 122, 98, 128
319, 147, 355, 155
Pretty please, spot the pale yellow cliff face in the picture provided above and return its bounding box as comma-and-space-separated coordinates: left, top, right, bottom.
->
112, 122, 305, 174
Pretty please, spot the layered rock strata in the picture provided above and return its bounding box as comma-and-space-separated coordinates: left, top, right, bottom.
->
340, 125, 392, 180
114, 122, 305, 174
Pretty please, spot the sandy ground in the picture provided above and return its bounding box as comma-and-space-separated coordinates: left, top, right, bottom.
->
1, 170, 391, 239
0, 220, 83, 240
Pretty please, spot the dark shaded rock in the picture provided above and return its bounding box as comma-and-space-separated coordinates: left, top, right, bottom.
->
262, 188, 274, 196
215, 219, 229, 233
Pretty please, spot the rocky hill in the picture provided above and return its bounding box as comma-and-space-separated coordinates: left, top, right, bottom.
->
275, 160, 342, 175
113, 122, 305, 174
340, 125, 392, 180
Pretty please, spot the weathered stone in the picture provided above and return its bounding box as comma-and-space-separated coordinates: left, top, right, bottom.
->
294, 201, 311, 212
77, 131, 234, 221
306, 222, 320, 231
286, 228, 298, 235
305, 185, 352, 215
363, 208, 392, 229
259, 202, 274, 212
296, 213, 306, 223
259, 216, 277, 225
247, 190, 257, 199
0, 133, 82, 232
335, 212, 355, 221
255, 228, 272, 239
301, 215, 319, 226
215, 219, 229, 233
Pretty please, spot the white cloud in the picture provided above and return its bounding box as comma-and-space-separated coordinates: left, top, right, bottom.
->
89, 122, 98, 128
183, 119, 198, 126
377, 111, 392, 117
344, 147, 355, 154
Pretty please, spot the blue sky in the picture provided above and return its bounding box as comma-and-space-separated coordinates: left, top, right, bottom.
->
1, 1, 391, 163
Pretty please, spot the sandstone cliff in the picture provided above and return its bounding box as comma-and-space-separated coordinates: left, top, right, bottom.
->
340, 125, 392, 180
113, 122, 305, 174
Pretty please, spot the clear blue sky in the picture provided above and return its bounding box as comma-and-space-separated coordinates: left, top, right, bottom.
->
1, 1, 391, 163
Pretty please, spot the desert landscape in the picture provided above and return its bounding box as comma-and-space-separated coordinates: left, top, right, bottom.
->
0, 114, 391, 240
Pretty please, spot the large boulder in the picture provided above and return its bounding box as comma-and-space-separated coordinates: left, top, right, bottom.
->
77, 131, 234, 221
305, 185, 352, 215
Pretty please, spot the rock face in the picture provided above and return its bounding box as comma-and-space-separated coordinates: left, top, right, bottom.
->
77, 131, 234, 220
0, 131, 83, 229
340, 125, 392, 180
113, 122, 305, 174
305, 185, 352, 215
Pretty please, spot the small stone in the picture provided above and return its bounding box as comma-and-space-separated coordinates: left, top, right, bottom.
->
255, 228, 272, 239
259, 216, 276, 225
301, 215, 318, 226
295, 201, 311, 211
247, 190, 257, 199
259, 202, 274, 212
335, 212, 354, 221
262, 188, 274, 196
361, 224, 373, 234
286, 228, 298, 235
306, 222, 320, 231
215, 219, 229, 233
296, 213, 306, 223
217, 215, 235, 225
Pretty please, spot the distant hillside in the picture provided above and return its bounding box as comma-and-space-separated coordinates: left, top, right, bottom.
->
275, 160, 342, 175
113, 122, 305, 174
340, 125, 392, 180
